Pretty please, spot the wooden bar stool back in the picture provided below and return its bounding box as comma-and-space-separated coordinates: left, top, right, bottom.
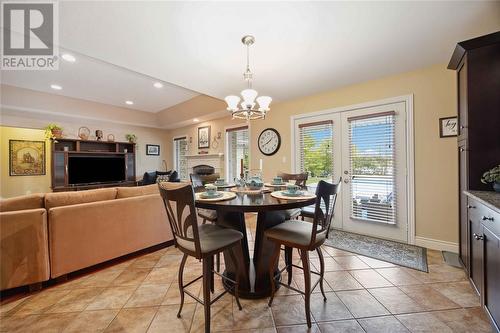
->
265, 179, 341, 328
158, 182, 243, 333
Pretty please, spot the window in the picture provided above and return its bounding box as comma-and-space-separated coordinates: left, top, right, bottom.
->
173, 136, 187, 180
226, 126, 249, 181
298, 121, 334, 186
348, 112, 396, 224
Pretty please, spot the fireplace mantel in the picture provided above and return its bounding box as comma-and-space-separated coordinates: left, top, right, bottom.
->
186, 153, 224, 176
185, 153, 224, 158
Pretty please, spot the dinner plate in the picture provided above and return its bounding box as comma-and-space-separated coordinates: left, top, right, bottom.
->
280, 191, 303, 197
200, 192, 223, 199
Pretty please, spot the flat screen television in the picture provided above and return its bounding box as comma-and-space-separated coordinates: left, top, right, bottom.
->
68, 155, 126, 185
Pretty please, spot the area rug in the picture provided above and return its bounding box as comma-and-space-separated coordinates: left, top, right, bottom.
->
325, 229, 428, 272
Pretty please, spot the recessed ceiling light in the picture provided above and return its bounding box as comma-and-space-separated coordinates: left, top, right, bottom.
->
50, 84, 62, 90
125, 100, 134, 105
153, 82, 163, 89
61, 53, 76, 63
193, 118, 199, 122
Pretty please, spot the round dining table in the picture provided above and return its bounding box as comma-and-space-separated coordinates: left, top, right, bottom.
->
195, 190, 316, 299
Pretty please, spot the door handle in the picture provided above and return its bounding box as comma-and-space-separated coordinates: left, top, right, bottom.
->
482, 216, 494, 221
473, 233, 484, 241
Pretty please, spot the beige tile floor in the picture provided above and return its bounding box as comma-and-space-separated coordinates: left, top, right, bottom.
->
0, 215, 493, 333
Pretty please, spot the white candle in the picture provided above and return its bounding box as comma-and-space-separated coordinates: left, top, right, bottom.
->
259, 159, 263, 171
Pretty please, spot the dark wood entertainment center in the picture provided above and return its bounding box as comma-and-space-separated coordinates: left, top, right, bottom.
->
51, 138, 137, 192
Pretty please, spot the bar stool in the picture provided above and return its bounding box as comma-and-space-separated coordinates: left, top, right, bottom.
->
266, 179, 341, 328
277, 172, 309, 219
158, 182, 243, 333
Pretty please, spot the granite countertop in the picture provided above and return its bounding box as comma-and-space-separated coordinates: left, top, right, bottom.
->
464, 190, 500, 213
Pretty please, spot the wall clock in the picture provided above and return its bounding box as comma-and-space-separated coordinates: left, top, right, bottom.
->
258, 128, 281, 156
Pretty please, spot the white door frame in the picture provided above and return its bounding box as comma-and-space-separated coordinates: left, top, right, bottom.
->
224, 123, 250, 180
290, 95, 415, 245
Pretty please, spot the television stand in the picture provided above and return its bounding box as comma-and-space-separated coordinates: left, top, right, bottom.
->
52, 181, 138, 192
51, 138, 137, 192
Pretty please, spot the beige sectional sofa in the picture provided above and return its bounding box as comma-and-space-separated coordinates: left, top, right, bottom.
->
0, 194, 49, 291
0, 184, 173, 290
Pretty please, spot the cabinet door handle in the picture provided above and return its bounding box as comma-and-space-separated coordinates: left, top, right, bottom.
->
460, 125, 466, 129
467, 205, 476, 209
481, 216, 494, 221
473, 233, 484, 241
460, 148, 465, 152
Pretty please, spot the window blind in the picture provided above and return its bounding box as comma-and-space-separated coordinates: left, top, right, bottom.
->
298, 120, 334, 180
348, 112, 396, 224
174, 137, 187, 180
227, 127, 249, 180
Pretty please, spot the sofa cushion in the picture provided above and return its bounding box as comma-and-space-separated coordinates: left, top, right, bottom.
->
142, 171, 158, 185
168, 170, 179, 182
116, 184, 159, 198
45, 188, 117, 210
0, 193, 45, 212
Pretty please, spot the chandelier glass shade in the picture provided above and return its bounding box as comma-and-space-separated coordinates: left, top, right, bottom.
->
225, 35, 272, 120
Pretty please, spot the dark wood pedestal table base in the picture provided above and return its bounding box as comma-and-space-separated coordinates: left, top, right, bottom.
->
196, 192, 316, 299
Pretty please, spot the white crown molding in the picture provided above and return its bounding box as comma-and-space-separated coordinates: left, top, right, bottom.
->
0, 104, 162, 129
162, 110, 230, 129
0, 104, 230, 130
415, 236, 459, 253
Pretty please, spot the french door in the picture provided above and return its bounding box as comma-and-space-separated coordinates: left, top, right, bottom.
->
294, 100, 409, 242
340, 102, 407, 242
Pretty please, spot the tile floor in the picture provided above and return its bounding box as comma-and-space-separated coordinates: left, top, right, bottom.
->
0, 215, 493, 333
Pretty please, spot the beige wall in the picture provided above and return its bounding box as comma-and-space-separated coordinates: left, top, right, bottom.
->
0, 87, 171, 198
165, 117, 245, 175
170, 64, 458, 245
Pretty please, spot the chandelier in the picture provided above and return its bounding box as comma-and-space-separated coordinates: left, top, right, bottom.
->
225, 35, 272, 120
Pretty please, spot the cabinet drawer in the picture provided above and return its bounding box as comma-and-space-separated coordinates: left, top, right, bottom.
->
468, 198, 500, 237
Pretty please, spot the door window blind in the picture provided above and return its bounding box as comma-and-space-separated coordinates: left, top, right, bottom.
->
348, 112, 396, 224
226, 126, 249, 180
174, 137, 187, 180
298, 121, 334, 183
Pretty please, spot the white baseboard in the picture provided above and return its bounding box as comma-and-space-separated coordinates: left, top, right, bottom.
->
415, 236, 459, 253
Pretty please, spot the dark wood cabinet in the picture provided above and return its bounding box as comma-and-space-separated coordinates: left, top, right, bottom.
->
465, 195, 500, 332
469, 216, 482, 294
449, 31, 500, 333
51, 138, 137, 192
483, 225, 500, 331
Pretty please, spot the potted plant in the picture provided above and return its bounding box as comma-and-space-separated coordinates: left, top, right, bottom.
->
125, 134, 137, 143
481, 165, 500, 192
44, 123, 63, 140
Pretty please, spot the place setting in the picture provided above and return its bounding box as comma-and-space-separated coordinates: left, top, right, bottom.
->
211, 177, 236, 189
264, 175, 291, 189
270, 183, 316, 200
195, 184, 237, 201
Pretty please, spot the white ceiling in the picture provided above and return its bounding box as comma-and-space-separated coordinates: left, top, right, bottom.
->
1, 47, 199, 113
56, 1, 500, 102
2, 1, 499, 121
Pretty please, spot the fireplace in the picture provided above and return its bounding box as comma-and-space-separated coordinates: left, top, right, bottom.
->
192, 164, 215, 176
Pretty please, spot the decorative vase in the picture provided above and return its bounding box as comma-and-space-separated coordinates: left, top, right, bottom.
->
493, 182, 500, 193
51, 129, 63, 139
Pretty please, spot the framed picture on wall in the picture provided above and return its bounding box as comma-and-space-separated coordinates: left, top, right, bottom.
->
9, 140, 46, 176
146, 144, 160, 156
198, 126, 211, 149
439, 116, 458, 138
